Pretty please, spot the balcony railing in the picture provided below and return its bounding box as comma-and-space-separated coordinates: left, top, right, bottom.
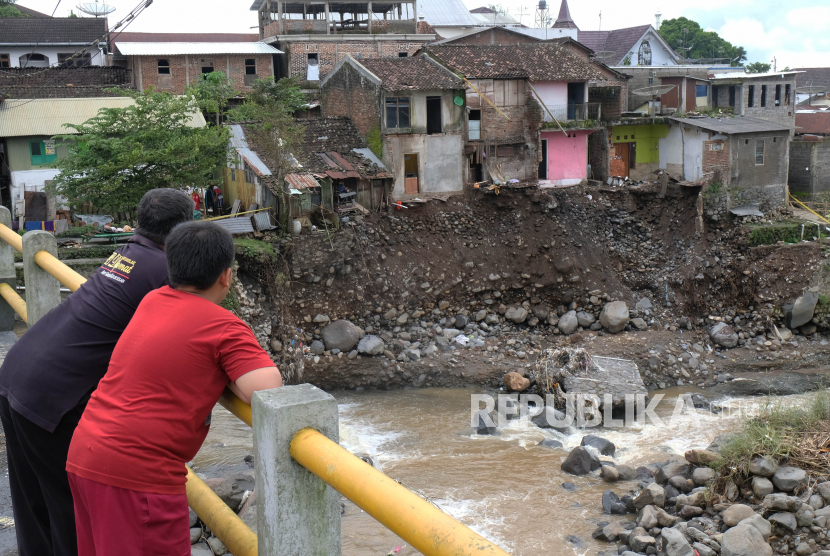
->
543, 102, 601, 122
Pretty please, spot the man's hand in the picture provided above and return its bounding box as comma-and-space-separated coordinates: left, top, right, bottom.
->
229, 366, 283, 404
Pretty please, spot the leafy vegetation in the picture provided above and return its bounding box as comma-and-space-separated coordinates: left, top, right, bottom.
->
219, 282, 240, 314
659, 17, 747, 66
745, 62, 772, 74
49, 87, 229, 212
712, 390, 830, 477
0, 0, 26, 17
366, 127, 383, 158
185, 71, 237, 127
234, 238, 275, 259
746, 221, 827, 246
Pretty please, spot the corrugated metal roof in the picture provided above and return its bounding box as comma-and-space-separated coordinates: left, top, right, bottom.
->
116, 42, 282, 56
327, 170, 348, 179
229, 125, 272, 176
352, 148, 389, 170
669, 116, 793, 134
213, 216, 255, 235
796, 112, 830, 135
328, 151, 354, 171
0, 97, 206, 137
253, 211, 275, 231
710, 71, 803, 80
285, 173, 320, 190
418, 0, 477, 26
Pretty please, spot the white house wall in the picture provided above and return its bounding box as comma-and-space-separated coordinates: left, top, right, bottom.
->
387, 134, 463, 196
10, 169, 67, 218
1, 46, 106, 68
623, 29, 677, 66
682, 127, 707, 182
658, 125, 684, 179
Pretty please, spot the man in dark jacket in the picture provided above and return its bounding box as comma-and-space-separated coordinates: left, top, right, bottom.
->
0, 188, 193, 556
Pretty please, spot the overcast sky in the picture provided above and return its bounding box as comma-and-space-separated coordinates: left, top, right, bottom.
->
18, 0, 830, 69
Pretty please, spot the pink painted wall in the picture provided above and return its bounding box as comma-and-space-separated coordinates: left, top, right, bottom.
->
533, 81, 568, 106
541, 130, 592, 181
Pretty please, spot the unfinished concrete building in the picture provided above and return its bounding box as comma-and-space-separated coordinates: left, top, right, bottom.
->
250, 0, 433, 83
789, 110, 830, 196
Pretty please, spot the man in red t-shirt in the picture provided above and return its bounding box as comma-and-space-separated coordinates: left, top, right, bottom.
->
191, 189, 201, 212
66, 221, 282, 556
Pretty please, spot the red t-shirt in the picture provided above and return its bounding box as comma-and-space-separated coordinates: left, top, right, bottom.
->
67, 286, 275, 495
191, 192, 201, 210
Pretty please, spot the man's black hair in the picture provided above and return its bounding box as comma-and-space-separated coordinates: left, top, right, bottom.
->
165, 221, 235, 291
135, 188, 194, 245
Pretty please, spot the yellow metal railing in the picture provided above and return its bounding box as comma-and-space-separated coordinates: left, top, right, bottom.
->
0, 223, 511, 556
0, 223, 254, 555
790, 194, 830, 226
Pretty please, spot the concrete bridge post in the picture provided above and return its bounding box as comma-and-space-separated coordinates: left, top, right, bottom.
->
22, 231, 60, 325
0, 208, 16, 331
252, 384, 341, 556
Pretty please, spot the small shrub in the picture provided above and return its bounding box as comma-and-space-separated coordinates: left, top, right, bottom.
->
366, 127, 382, 158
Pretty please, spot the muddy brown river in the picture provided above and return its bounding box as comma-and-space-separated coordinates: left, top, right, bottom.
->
192, 386, 789, 555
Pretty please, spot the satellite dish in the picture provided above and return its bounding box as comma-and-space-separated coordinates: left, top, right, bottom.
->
632, 85, 675, 97
796, 86, 828, 95
76, 0, 115, 17
593, 51, 617, 63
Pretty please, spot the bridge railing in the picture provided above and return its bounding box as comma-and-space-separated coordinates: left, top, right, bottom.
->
0, 205, 510, 556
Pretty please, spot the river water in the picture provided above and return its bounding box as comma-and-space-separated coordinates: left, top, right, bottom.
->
192, 386, 794, 556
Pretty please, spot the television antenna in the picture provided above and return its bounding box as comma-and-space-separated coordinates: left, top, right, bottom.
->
76, 0, 115, 17
632, 84, 675, 116
796, 83, 828, 106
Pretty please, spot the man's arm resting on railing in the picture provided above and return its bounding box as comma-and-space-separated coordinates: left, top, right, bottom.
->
228, 366, 283, 404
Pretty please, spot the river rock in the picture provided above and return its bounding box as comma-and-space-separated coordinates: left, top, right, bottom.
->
602, 465, 620, 482
638, 505, 659, 529
772, 466, 808, 491
661, 526, 694, 556
320, 320, 361, 352
581, 434, 616, 456
472, 409, 496, 435
763, 493, 802, 512
749, 455, 777, 477
494, 396, 519, 419
752, 477, 774, 499
561, 446, 600, 476
454, 315, 469, 328
721, 523, 772, 556
795, 505, 815, 527
629, 533, 657, 553
791, 290, 819, 329
531, 304, 550, 319
558, 311, 578, 335
617, 465, 639, 481
207, 537, 228, 556
313, 314, 330, 324
599, 301, 629, 333
722, 504, 756, 526
357, 335, 385, 355
809, 494, 825, 510
191, 544, 212, 556
685, 449, 721, 465
692, 467, 715, 485
769, 512, 798, 532
505, 305, 528, 324
710, 322, 739, 348
706, 433, 737, 453
656, 459, 691, 484
538, 439, 563, 448
817, 482, 830, 503
310, 340, 325, 355
576, 311, 595, 328
738, 514, 771, 541
634, 483, 666, 509
593, 520, 626, 542
602, 489, 627, 514
504, 372, 530, 392
190, 528, 202, 544
531, 406, 570, 429
205, 473, 255, 512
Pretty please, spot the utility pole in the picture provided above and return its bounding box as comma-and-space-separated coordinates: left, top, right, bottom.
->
771, 56, 777, 72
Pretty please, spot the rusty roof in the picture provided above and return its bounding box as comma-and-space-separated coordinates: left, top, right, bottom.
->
427, 42, 615, 81
796, 112, 830, 135
285, 173, 320, 190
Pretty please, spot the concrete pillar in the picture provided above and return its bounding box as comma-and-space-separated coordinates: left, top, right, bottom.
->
22, 231, 60, 325
252, 384, 341, 556
0, 208, 16, 331
277, 0, 283, 35
368, 2, 372, 32
325, 1, 330, 33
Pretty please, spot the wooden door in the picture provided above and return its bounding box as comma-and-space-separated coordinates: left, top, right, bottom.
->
613, 143, 630, 178
404, 153, 419, 194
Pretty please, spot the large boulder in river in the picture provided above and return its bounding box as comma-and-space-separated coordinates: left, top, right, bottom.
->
581, 434, 616, 457
599, 301, 629, 333
561, 446, 601, 475
721, 523, 772, 556
709, 322, 738, 348
790, 290, 819, 329
771, 466, 808, 492
357, 335, 385, 355
505, 305, 528, 324
321, 320, 361, 352
558, 310, 579, 335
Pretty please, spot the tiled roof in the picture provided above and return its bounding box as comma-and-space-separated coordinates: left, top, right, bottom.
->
359, 56, 462, 91
14, 4, 50, 17
0, 67, 132, 99
794, 68, 830, 90
427, 43, 612, 81
0, 17, 107, 44
578, 25, 651, 65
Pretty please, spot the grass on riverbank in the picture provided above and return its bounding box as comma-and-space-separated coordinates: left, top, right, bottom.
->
714, 390, 830, 477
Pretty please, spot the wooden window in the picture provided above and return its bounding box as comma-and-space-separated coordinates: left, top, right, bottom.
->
157, 59, 172, 89
0, 54, 10, 68
760, 85, 767, 107
747, 85, 754, 107
755, 139, 765, 165
775, 84, 781, 105
244, 58, 258, 86
385, 97, 410, 129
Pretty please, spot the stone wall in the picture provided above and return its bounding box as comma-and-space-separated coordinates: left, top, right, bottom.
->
589, 84, 626, 121
728, 131, 789, 210
789, 140, 830, 195
702, 138, 730, 186
320, 60, 382, 138
0, 66, 132, 98
279, 39, 424, 80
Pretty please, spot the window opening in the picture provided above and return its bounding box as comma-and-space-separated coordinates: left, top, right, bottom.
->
468, 109, 481, 140
755, 140, 765, 165
386, 97, 410, 128
760, 85, 767, 107
426, 96, 442, 135
747, 85, 754, 107
775, 84, 781, 105
58, 53, 90, 68
398, 52, 408, 57
158, 59, 170, 74
785, 84, 791, 105
307, 53, 319, 81
0, 54, 8, 68
200, 58, 214, 75
245, 59, 257, 75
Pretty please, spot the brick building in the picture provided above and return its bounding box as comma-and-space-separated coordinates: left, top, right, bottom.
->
321, 54, 465, 197
250, 0, 433, 83
426, 42, 628, 186
0, 66, 132, 99
115, 42, 281, 94
789, 110, 830, 196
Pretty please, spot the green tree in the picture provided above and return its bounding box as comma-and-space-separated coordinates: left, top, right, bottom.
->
185, 71, 238, 127
659, 17, 747, 66
49, 87, 229, 211
0, 0, 27, 17
228, 78, 305, 228
745, 62, 772, 74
